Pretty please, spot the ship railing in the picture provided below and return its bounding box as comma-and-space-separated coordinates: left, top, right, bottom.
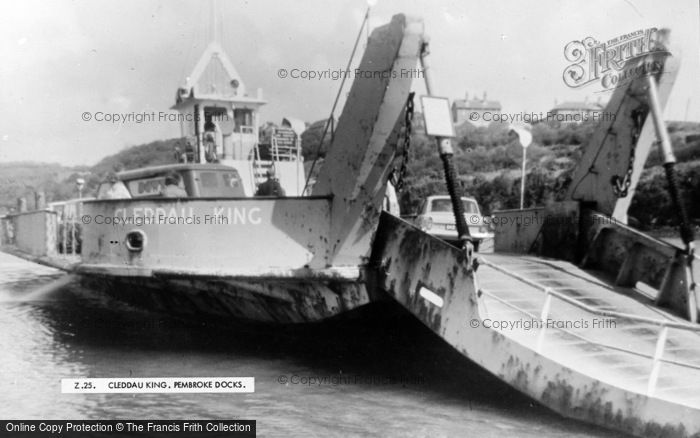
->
478, 258, 700, 397
269, 129, 301, 162
270, 139, 298, 161
49, 198, 86, 258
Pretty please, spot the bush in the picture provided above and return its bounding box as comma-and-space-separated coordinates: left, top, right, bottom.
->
630, 165, 700, 229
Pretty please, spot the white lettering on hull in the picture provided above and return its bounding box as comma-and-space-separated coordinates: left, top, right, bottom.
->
110, 206, 263, 225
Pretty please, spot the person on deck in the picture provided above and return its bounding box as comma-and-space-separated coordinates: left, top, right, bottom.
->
160, 172, 188, 198
255, 168, 286, 197
97, 172, 131, 199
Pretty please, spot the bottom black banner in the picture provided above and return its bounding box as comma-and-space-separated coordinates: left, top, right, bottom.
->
0, 420, 256, 437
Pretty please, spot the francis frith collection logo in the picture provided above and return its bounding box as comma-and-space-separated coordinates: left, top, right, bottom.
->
563, 28, 669, 89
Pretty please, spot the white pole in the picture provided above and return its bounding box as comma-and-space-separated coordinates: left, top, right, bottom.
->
510, 123, 532, 210
520, 146, 526, 209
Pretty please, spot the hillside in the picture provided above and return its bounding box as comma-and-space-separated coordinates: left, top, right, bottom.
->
0, 162, 85, 213
395, 119, 700, 230
0, 138, 183, 212
2, 119, 700, 230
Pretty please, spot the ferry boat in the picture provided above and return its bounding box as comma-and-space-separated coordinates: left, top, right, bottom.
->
2, 14, 699, 437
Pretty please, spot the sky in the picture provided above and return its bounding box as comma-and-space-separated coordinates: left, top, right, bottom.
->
1, 0, 699, 166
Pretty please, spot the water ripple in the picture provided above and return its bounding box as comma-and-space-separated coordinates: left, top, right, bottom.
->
0, 252, 623, 437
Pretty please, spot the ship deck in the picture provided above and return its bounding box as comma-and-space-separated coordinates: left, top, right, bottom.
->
476, 253, 700, 410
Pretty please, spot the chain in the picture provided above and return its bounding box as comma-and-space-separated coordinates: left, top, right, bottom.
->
390, 92, 415, 191
611, 106, 645, 197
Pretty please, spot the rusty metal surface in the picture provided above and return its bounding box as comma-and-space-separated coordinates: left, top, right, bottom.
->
81, 197, 332, 272
492, 203, 697, 321
477, 253, 700, 437
493, 208, 547, 254
3, 15, 697, 438
493, 202, 580, 262
369, 212, 700, 437
370, 212, 474, 333
566, 49, 679, 221
313, 14, 425, 267
580, 210, 697, 321
80, 273, 371, 324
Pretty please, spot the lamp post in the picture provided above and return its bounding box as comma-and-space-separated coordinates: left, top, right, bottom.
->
509, 124, 533, 210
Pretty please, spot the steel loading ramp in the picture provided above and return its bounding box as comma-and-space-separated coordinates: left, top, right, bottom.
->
371, 213, 700, 437
477, 253, 700, 411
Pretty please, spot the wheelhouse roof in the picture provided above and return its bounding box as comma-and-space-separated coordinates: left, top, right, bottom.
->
117, 163, 238, 181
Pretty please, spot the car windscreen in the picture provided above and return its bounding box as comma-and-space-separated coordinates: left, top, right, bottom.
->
462, 200, 479, 214
430, 199, 479, 214
195, 170, 245, 197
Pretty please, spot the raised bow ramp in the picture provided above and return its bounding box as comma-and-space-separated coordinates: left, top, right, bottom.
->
0, 14, 426, 324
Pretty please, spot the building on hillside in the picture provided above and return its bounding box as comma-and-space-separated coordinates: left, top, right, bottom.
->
451, 92, 502, 127
549, 98, 605, 124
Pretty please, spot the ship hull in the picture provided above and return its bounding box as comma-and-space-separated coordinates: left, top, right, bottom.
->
78, 272, 375, 325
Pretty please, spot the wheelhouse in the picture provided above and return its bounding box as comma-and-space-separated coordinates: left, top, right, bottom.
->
111, 163, 245, 198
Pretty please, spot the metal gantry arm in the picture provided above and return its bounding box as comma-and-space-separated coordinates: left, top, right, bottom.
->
646, 74, 697, 320
646, 75, 696, 255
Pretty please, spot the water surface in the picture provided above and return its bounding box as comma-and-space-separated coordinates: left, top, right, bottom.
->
0, 252, 624, 437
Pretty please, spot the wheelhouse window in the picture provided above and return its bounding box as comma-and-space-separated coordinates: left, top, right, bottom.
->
195, 170, 245, 197
234, 109, 253, 133
126, 177, 167, 197
120, 168, 245, 198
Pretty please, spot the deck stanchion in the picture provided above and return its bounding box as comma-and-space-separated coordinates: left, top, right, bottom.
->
61, 210, 67, 255
70, 210, 76, 255
536, 289, 553, 353
647, 325, 668, 396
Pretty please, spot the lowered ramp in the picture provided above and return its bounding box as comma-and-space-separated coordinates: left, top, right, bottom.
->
371, 212, 700, 437
478, 254, 700, 415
